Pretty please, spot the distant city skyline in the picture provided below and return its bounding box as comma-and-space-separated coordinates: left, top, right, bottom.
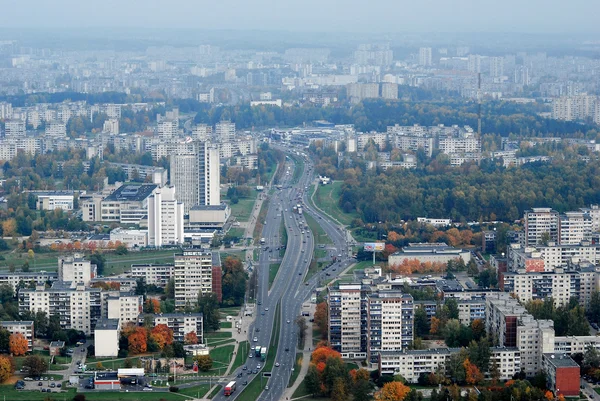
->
2, 0, 599, 34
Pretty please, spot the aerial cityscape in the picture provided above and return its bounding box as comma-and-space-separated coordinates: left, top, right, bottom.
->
1, 1, 600, 401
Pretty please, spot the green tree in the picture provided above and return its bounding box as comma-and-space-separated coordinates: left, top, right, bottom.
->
197, 292, 220, 332
445, 299, 459, 320
221, 257, 248, 306
89, 252, 106, 276
305, 364, 321, 397
0, 328, 9, 352
23, 354, 48, 376
414, 308, 429, 337
193, 355, 213, 372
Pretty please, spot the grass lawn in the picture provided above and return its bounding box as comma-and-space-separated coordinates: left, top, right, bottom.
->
268, 262, 281, 289
304, 213, 333, 245
206, 338, 236, 347
205, 331, 233, 340
313, 181, 357, 226
263, 302, 281, 372
227, 189, 259, 223
207, 385, 223, 398
210, 344, 235, 367
227, 227, 246, 241
342, 260, 383, 276
292, 377, 311, 398
288, 352, 303, 387
177, 384, 211, 398
231, 341, 249, 372
220, 321, 232, 329
0, 249, 178, 275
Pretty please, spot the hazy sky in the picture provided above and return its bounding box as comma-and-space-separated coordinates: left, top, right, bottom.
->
1, 0, 598, 34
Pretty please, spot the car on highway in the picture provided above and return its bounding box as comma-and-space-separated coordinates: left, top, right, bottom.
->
243, 366, 248, 370
257, 364, 261, 369
265, 386, 269, 391
265, 307, 269, 311
275, 362, 280, 367
286, 320, 290, 323
253, 337, 258, 342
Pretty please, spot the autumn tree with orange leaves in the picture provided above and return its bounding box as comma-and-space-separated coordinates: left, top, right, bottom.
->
128, 327, 148, 354
389, 258, 446, 275
463, 358, 483, 385
144, 299, 161, 314
185, 331, 199, 345
150, 324, 174, 350
375, 381, 411, 401
9, 333, 28, 356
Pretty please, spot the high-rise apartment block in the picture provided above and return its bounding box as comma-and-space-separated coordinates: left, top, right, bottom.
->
4, 119, 25, 137
170, 141, 220, 214
147, 185, 184, 247
215, 121, 235, 142
418, 47, 432, 66
174, 250, 214, 308
524, 208, 559, 246
58, 254, 95, 285
328, 284, 414, 362
524, 207, 595, 246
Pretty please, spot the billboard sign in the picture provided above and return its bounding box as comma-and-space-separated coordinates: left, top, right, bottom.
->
364, 242, 385, 252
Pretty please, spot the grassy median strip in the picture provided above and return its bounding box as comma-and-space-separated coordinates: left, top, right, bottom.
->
269, 263, 281, 289
236, 301, 281, 401
304, 212, 333, 245
288, 352, 303, 388
207, 385, 223, 399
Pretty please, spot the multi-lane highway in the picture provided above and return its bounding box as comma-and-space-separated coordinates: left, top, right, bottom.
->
214, 149, 353, 401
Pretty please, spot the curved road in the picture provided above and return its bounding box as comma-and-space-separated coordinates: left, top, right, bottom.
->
214, 147, 353, 401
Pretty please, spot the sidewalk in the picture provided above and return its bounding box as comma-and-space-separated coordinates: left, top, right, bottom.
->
282, 305, 315, 400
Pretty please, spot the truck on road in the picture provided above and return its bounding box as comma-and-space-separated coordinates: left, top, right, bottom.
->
255, 346, 262, 357
261, 346, 267, 361
224, 381, 236, 396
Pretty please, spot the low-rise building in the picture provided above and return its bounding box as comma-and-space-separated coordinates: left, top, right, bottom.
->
130, 264, 174, 287
109, 228, 148, 248
389, 243, 471, 266
100, 183, 157, 225
0, 271, 57, 292
542, 353, 580, 397
138, 313, 203, 344
0, 321, 34, 351
27, 190, 74, 211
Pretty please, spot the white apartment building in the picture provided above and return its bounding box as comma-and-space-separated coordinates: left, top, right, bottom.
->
0, 272, 57, 292
80, 193, 104, 222
416, 217, 452, 227
328, 284, 365, 359
418, 47, 432, 66
19, 282, 102, 335
486, 293, 555, 376
555, 336, 600, 354
4, 119, 25, 137
559, 211, 592, 245
130, 264, 174, 287
438, 136, 481, 154
193, 124, 212, 141
174, 250, 213, 308
58, 254, 94, 285
157, 120, 178, 139
147, 186, 184, 247
139, 313, 203, 343
508, 242, 600, 272
502, 265, 600, 309
105, 293, 143, 327
378, 347, 519, 382
94, 319, 120, 357
517, 316, 555, 376
0, 321, 34, 351
170, 142, 220, 214
0, 102, 13, 120
45, 120, 67, 138
215, 121, 236, 142
524, 208, 559, 246
366, 291, 414, 363
109, 228, 148, 248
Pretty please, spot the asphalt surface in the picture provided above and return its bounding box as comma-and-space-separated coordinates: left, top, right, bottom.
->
212, 149, 354, 401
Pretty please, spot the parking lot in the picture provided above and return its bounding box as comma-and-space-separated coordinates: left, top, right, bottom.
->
18, 377, 64, 394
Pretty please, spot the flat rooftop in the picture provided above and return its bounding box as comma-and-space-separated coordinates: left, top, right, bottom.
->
104, 184, 157, 202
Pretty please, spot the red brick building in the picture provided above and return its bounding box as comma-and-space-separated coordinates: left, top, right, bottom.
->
542, 353, 580, 397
